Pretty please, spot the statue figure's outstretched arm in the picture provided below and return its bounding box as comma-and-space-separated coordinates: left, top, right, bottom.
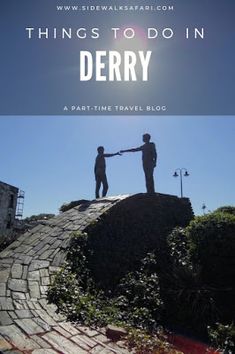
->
104, 152, 121, 157
120, 147, 142, 153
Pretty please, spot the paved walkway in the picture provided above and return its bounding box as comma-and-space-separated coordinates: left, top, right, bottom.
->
0, 196, 131, 353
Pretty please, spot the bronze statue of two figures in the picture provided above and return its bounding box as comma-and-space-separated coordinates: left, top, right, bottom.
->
94, 134, 157, 198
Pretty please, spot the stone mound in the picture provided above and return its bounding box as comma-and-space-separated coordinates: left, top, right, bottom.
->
0, 193, 193, 353
0, 195, 130, 353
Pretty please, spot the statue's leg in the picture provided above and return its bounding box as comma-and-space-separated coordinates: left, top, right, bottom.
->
95, 176, 101, 198
102, 174, 109, 197
144, 165, 155, 194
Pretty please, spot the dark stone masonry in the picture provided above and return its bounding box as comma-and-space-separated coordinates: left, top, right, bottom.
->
0, 194, 193, 353
0, 181, 19, 234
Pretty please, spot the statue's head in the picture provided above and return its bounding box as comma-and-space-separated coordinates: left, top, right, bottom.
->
143, 133, 151, 143
97, 146, 104, 154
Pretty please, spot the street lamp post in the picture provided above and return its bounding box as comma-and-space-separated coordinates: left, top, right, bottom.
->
173, 168, 189, 198
202, 203, 207, 215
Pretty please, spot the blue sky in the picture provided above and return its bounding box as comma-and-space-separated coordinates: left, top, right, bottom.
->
0, 116, 234, 217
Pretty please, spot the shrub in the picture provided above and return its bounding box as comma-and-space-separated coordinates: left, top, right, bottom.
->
160, 264, 218, 336
208, 322, 235, 353
167, 227, 191, 268
127, 328, 182, 354
186, 212, 235, 323
214, 206, 235, 216
186, 212, 235, 288
48, 235, 163, 331
163, 228, 218, 335
115, 253, 163, 330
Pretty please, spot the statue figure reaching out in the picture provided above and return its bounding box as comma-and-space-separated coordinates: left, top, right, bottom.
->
121, 133, 157, 194
95, 146, 121, 199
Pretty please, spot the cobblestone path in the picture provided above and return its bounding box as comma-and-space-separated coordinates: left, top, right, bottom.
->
0, 196, 131, 354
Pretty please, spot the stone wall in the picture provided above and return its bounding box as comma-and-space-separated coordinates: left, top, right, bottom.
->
0, 195, 130, 353
0, 182, 18, 234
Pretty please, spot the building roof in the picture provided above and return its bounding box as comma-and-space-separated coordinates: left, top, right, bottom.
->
0, 180, 19, 192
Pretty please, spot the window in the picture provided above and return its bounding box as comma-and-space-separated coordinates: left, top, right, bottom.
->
6, 213, 12, 229
9, 194, 14, 208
